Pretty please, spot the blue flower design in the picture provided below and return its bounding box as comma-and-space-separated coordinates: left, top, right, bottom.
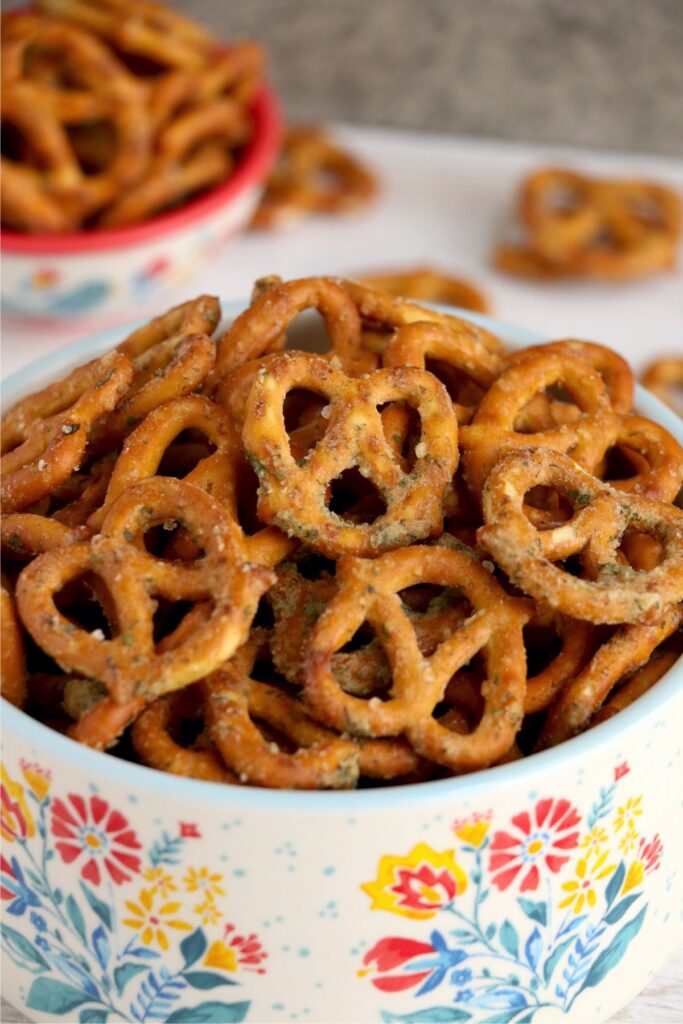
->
30, 912, 47, 932
407, 931, 468, 997
455, 988, 474, 1003
450, 968, 473, 986
35, 935, 49, 951
1, 856, 40, 916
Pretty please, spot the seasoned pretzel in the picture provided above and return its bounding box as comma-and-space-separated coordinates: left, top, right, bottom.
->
242, 351, 458, 557
537, 605, 682, 747
303, 546, 529, 771
460, 349, 612, 495
251, 125, 376, 230
1, 351, 133, 513
1, 579, 27, 708
1, 514, 86, 558
132, 687, 236, 783
358, 267, 489, 313
90, 394, 294, 566
495, 168, 682, 280
478, 448, 683, 624
213, 276, 367, 381
382, 321, 504, 424
642, 357, 683, 418
16, 477, 273, 703
591, 644, 681, 726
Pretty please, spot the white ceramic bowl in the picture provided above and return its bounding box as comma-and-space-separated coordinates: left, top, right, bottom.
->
1, 307, 682, 1024
0, 91, 281, 322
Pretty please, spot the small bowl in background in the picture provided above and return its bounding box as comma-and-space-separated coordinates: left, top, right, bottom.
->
0, 88, 281, 322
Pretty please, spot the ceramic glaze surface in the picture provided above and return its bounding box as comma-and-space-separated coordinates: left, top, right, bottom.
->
1, 308, 681, 1024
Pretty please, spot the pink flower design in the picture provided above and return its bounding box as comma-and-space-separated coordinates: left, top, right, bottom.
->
638, 833, 663, 874
614, 762, 630, 782
361, 936, 437, 992
488, 797, 581, 892
51, 794, 141, 886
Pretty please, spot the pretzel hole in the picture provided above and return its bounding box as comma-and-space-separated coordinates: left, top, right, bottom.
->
234, 457, 265, 535
67, 120, 117, 175
285, 551, 337, 581
280, 310, 332, 355
53, 574, 116, 639
619, 533, 664, 571
523, 486, 573, 528
523, 623, 563, 678
594, 445, 644, 484
152, 598, 196, 648
284, 388, 329, 458
157, 433, 217, 478
336, 622, 391, 697
328, 468, 387, 524
143, 523, 207, 562
424, 358, 486, 409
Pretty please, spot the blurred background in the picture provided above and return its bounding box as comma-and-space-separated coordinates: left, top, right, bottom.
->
159, 0, 683, 154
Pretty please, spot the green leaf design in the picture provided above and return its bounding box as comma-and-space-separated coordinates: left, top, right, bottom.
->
166, 1001, 251, 1022
66, 894, 87, 943
180, 928, 208, 968
605, 862, 626, 909
114, 962, 148, 996
581, 905, 647, 991
604, 893, 640, 926
0, 923, 49, 973
184, 971, 238, 989
26, 978, 90, 1014
543, 937, 574, 984
499, 919, 519, 958
79, 882, 112, 932
517, 897, 547, 927
381, 1011, 472, 1023
79, 1010, 109, 1023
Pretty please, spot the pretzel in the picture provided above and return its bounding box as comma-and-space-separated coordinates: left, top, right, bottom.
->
213, 276, 368, 381
37, 0, 216, 70
1, 13, 150, 230
242, 351, 458, 557
591, 643, 682, 726
478, 448, 683, 625
495, 168, 682, 280
90, 394, 294, 566
382, 321, 504, 424
1, 514, 87, 559
1, 351, 133, 514
132, 687, 236, 783
1, 579, 27, 708
642, 357, 683, 418
16, 476, 273, 703
251, 126, 377, 230
521, 606, 595, 714
358, 267, 489, 314
537, 605, 682, 748
303, 546, 529, 771
460, 349, 612, 495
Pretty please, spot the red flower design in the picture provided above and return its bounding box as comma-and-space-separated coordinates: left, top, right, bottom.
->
179, 822, 201, 838
362, 937, 435, 992
51, 794, 141, 886
614, 762, 630, 782
638, 833, 663, 874
489, 797, 580, 892
1, 854, 16, 900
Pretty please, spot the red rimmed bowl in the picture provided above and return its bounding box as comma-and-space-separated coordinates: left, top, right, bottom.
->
0, 88, 282, 321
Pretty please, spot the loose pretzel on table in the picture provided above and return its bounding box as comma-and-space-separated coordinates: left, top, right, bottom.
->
358, 267, 490, 314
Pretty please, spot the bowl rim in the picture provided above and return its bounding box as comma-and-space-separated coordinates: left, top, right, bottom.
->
0, 85, 282, 256
2, 301, 682, 811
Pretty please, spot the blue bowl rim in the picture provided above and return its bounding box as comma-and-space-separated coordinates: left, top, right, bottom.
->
2, 300, 682, 813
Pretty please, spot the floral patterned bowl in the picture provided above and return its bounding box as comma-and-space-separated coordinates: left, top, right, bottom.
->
1, 307, 682, 1024
0, 89, 281, 322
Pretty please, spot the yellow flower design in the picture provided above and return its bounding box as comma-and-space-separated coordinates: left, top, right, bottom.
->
183, 866, 226, 898
362, 843, 467, 920
122, 888, 192, 950
622, 860, 645, 894
579, 826, 608, 857
194, 894, 222, 926
454, 820, 491, 848
613, 796, 643, 832
618, 827, 640, 855
142, 867, 178, 899
205, 940, 238, 972
558, 850, 616, 914
1, 763, 35, 842
19, 760, 51, 801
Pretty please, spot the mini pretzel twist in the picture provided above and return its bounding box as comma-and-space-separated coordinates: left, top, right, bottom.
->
242, 351, 458, 557
357, 267, 489, 314
303, 545, 529, 771
495, 168, 682, 280
1, 351, 133, 513
16, 476, 273, 703
478, 448, 683, 625
642, 357, 683, 418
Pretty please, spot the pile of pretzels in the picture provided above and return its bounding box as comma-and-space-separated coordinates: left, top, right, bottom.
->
2, 277, 682, 789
